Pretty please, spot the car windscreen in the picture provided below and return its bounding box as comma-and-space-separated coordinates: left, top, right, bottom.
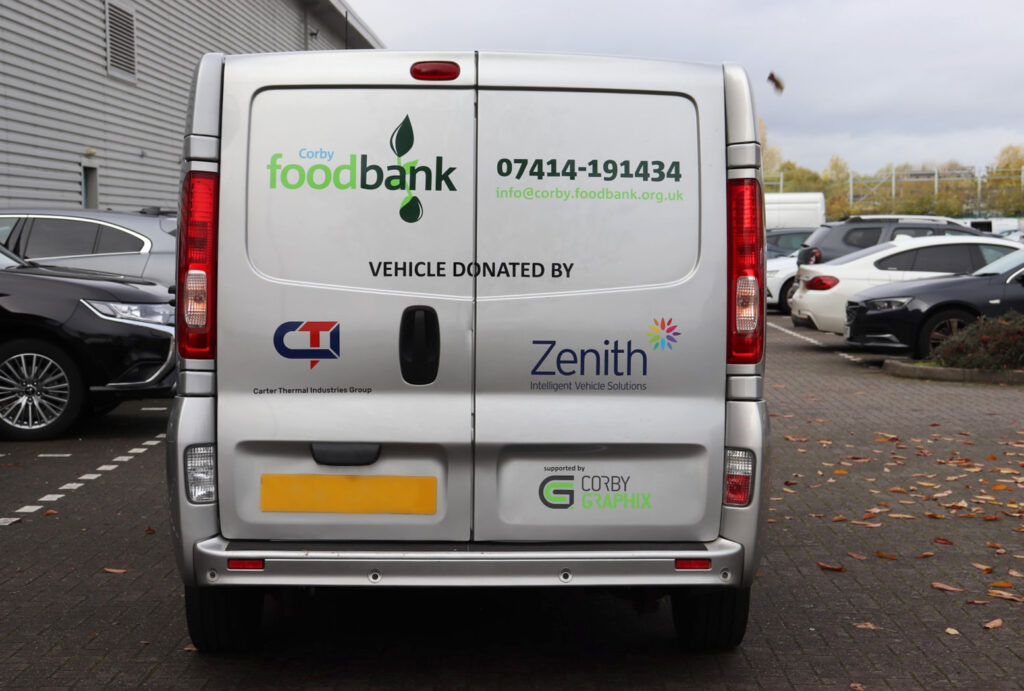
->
824, 242, 896, 266
973, 247, 1024, 276
0, 245, 24, 268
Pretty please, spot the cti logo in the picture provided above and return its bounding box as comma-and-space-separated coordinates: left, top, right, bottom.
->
539, 475, 575, 509
273, 321, 340, 369
266, 115, 456, 224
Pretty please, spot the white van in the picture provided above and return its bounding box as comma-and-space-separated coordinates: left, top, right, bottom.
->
764, 192, 826, 229
167, 51, 768, 652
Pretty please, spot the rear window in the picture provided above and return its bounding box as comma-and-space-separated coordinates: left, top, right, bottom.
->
96, 226, 145, 253
911, 244, 975, 273
800, 225, 832, 247
842, 226, 881, 248
874, 249, 915, 271
0, 217, 17, 244
25, 218, 98, 258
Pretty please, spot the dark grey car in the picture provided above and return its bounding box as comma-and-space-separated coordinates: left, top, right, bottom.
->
0, 209, 177, 284
796, 215, 979, 265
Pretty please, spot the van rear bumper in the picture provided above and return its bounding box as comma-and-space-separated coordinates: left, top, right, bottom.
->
193, 537, 744, 587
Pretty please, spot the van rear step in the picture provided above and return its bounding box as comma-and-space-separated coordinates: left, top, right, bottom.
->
194, 536, 744, 587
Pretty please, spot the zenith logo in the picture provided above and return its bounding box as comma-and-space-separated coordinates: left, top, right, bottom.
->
273, 321, 340, 369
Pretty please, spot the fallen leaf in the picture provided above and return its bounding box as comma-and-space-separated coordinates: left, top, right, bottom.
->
987, 541, 1004, 549
851, 521, 882, 528
817, 561, 846, 572
834, 469, 849, 475
44, 509, 58, 516
987, 590, 1024, 603
848, 552, 868, 560
145, 526, 156, 535
832, 515, 848, 522
850, 684, 867, 691
1010, 569, 1024, 578
889, 513, 917, 520
103, 568, 127, 574
982, 618, 1003, 630
945, 627, 960, 635
889, 487, 908, 494
972, 563, 994, 574
931, 582, 964, 592
925, 513, 946, 519
934, 537, 954, 545
875, 551, 898, 560
966, 599, 990, 605
784, 435, 809, 442
988, 581, 1014, 588
852, 621, 883, 630
917, 552, 935, 559
183, 643, 198, 652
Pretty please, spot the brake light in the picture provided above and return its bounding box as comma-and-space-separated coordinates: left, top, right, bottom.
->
411, 61, 460, 81
725, 448, 755, 506
806, 276, 839, 291
727, 179, 764, 364
808, 248, 822, 264
177, 171, 218, 359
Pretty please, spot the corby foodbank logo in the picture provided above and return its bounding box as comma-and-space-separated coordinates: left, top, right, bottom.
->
265, 115, 456, 223
274, 321, 340, 369
539, 475, 575, 509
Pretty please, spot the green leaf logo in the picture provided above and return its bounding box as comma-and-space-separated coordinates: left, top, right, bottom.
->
390, 116, 414, 158
400, 195, 423, 223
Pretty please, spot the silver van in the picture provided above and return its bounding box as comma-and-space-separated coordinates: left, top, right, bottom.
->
167, 51, 768, 652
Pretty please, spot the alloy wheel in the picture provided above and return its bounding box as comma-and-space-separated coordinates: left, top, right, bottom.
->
0, 353, 71, 430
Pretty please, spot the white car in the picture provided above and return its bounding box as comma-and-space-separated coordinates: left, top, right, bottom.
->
790, 235, 1022, 334
766, 251, 799, 314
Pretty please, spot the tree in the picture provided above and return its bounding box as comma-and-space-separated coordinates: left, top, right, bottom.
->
822, 155, 851, 219
985, 145, 1024, 215
759, 118, 782, 175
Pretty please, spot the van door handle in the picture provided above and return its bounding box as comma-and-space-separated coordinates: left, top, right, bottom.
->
311, 442, 380, 466
399, 305, 440, 385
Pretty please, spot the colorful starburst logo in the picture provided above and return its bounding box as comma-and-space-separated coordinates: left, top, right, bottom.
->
646, 317, 679, 351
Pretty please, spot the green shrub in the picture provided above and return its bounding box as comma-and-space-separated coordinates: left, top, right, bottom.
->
931, 311, 1024, 370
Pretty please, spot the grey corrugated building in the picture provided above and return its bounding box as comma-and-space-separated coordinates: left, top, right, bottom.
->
0, 0, 382, 212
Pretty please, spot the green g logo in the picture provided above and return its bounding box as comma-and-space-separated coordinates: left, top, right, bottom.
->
539, 475, 575, 509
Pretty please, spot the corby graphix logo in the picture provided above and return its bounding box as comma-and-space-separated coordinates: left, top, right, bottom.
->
274, 321, 340, 369
266, 115, 457, 224
539, 475, 575, 509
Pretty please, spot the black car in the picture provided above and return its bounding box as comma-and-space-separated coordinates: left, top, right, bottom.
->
845, 247, 1024, 358
766, 227, 815, 258
796, 215, 980, 265
0, 246, 175, 440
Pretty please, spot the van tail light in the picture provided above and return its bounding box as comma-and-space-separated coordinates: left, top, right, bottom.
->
806, 276, 839, 291
411, 61, 460, 80
177, 171, 218, 359
727, 179, 764, 364
724, 448, 755, 506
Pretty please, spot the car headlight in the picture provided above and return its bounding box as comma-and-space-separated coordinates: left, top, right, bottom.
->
865, 297, 911, 311
84, 300, 175, 325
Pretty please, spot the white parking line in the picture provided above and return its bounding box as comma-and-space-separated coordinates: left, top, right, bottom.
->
768, 321, 862, 362
16, 506, 42, 513
112, 456, 132, 462
59, 483, 83, 490
97, 465, 118, 471
78, 474, 101, 480
0, 517, 21, 526
38, 494, 64, 502
37, 453, 71, 458
141, 407, 167, 411
128, 448, 147, 454
142, 440, 161, 446
156, 433, 166, 439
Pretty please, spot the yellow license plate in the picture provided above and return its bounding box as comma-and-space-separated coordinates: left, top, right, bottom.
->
260, 474, 437, 515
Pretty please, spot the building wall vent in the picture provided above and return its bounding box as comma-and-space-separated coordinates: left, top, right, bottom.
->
106, 1, 137, 80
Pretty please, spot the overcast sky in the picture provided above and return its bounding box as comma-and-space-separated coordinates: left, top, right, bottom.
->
346, 0, 1024, 175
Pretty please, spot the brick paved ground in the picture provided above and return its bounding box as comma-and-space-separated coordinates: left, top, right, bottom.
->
0, 321, 1021, 689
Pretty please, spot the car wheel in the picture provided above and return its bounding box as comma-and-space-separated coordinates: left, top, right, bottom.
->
779, 278, 796, 315
184, 586, 264, 652
0, 339, 84, 441
916, 309, 975, 359
671, 586, 750, 651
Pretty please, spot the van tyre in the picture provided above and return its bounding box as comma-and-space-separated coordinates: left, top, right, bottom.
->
0, 339, 84, 441
916, 309, 975, 359
670, 586, 750, 651
184, 586, 264, 652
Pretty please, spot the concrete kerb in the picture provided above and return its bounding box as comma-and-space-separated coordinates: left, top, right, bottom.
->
883, 358, 1024, 384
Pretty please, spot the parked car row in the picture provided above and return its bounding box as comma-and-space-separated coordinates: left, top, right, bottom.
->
779, 214, 1024, 358
0, 209, 176, 440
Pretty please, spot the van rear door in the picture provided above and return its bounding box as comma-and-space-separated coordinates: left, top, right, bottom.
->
215, 53, 476, 541
472, 55, 728, 541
